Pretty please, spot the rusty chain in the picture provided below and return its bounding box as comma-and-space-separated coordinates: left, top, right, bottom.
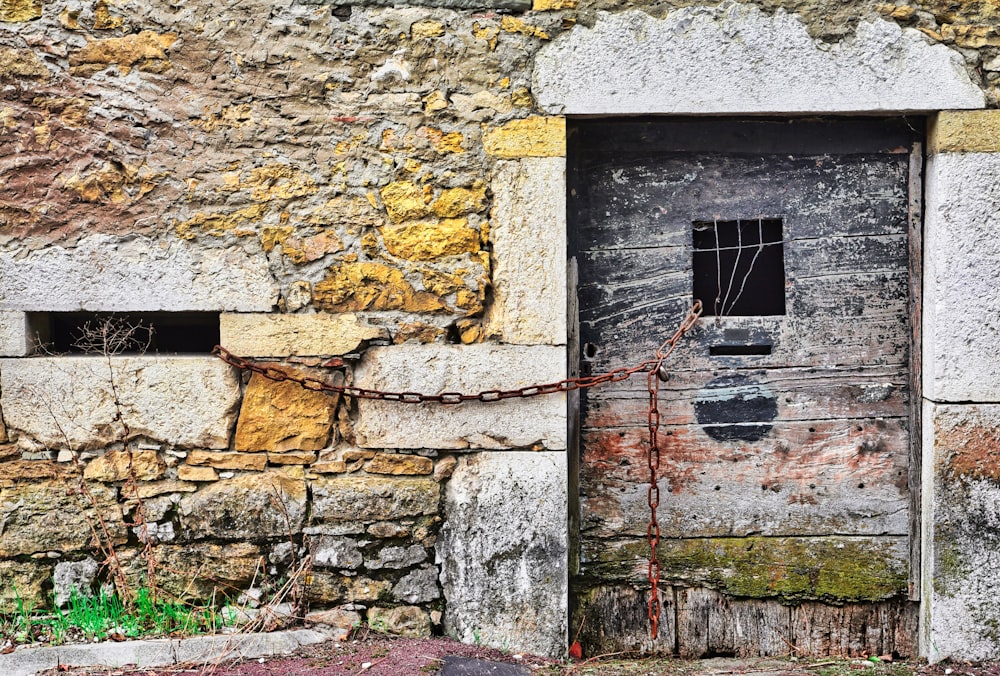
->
212, 300, 702, 641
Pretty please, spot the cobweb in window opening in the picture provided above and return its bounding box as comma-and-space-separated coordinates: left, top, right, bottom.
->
692, 218, 786, 317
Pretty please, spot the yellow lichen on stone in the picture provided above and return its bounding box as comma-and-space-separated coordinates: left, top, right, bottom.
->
875, 3, 915, 20
455, 287, 484, 315
307, 195, 385, 234
33, 96, 90, 127
264, 227, 345, 264
423, 91, 448, 112
380, 181, 432, 222
472, 21, 500, 50
500, 15, 550, 40
61, 162, 134, 203
381, 218, 479, 261
33, 122, 50, 149
0, 47, 49, 79
174, 204, 267, 239
0, 0, 41, 22
393, 322, 447, 344
483, 116, 566, 158
511, 87, 533, 107
93, 0, 124, 29
198, 103, 254, 131
940, 23, 1000, 47
411, 19, 444, 38
313, 262, 446, 313
261, 225, 294, 252
422, 127, 465, 154
421, 269, 467, 296
236, 163, 318, 201
69, 31, 177, 75
431, 184, 487, 218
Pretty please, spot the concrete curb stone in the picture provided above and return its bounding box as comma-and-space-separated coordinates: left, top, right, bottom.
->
0, 628, 331, 676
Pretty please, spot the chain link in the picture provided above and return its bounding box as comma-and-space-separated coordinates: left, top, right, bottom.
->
212, 300, 702, 641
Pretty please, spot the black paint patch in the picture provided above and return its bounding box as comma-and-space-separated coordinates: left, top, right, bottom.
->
694, 375, 778, 442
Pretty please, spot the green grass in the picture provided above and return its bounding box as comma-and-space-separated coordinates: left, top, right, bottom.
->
1, 587, 232, 646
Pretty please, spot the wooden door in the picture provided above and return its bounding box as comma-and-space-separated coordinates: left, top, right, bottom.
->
568, 119, 921, 657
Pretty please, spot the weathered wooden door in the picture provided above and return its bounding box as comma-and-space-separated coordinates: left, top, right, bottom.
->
568, 119, 921, 657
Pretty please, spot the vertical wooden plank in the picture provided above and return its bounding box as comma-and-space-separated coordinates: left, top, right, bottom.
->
908, 141, 924, 601
573, 584, 677, 656
567, 255, 580, 581
677, 588, 792, 658
791, 600, 917, 657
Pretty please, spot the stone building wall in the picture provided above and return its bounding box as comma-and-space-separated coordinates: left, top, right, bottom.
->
2, 0, 1000, 662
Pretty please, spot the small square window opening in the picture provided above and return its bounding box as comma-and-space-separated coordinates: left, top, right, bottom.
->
692, 218, 786, 317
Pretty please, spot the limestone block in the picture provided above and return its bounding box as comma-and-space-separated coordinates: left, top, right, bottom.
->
0, 311, 29, 356
0, 476, 125, 557
366, 544, 427, 570
234, 373, 338, 452
533, 6, 985, 115
366, 606, 431, 638
177, 465, 218, 482
931, 111, 1000, 154
0, 235, 277, 311
313, 536, 364, 570
219, 313, 387, 357
0, 357, 240, 450
177, 471, 307, 540
365, 454, 433, 475
482, 117, 566, 158
922, 402, 1000, 661
354, 345, 567, 450
83, 449, 165, 482
0, 560, 50, 613
304, 608, 361, 640
310, 476, 439, 524
122, 542, 262, 601
53, 558, 99, 606
438, 451, 568, 658
187, 450, 267, 471
392, 565, 441, 604
484, 159, 567, 346
304, 571, 391, 603
924, 153, 1000, 402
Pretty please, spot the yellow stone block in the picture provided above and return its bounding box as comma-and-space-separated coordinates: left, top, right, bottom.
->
930, 110, 1000, 153
365, 454, 433, 475
483, 116, 566, 158
177, 465, 219, 482
84, 450, 166, 482
0, 0, 40, 22
381, 218, 480, 261
533, 0, 577, 9
234, 374, 337, 452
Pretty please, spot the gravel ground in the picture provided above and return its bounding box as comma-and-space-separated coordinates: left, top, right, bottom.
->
34, 631, 1000, 676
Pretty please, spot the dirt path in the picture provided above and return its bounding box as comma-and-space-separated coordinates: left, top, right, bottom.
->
35, 632, 1000, 676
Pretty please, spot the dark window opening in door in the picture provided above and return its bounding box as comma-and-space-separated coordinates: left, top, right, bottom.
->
693, 218, 785, 316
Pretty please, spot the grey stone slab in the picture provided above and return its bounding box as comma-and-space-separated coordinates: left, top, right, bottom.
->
0, 356, 240, 450
438, 451, 568, 658
533, 4, 985, 115
924, 152, 1000, 403
0, 235, 277, 312
440, 656, 530, 675
302, 0, 529, 9
0, 645, 60, 676
354, 344, 567, 450
55, 639, 175, 670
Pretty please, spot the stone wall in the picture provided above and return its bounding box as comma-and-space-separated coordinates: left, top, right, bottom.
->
2, 0, 1000, 662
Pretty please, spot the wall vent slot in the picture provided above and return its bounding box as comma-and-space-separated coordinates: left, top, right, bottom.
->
28, 312, 221, 354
